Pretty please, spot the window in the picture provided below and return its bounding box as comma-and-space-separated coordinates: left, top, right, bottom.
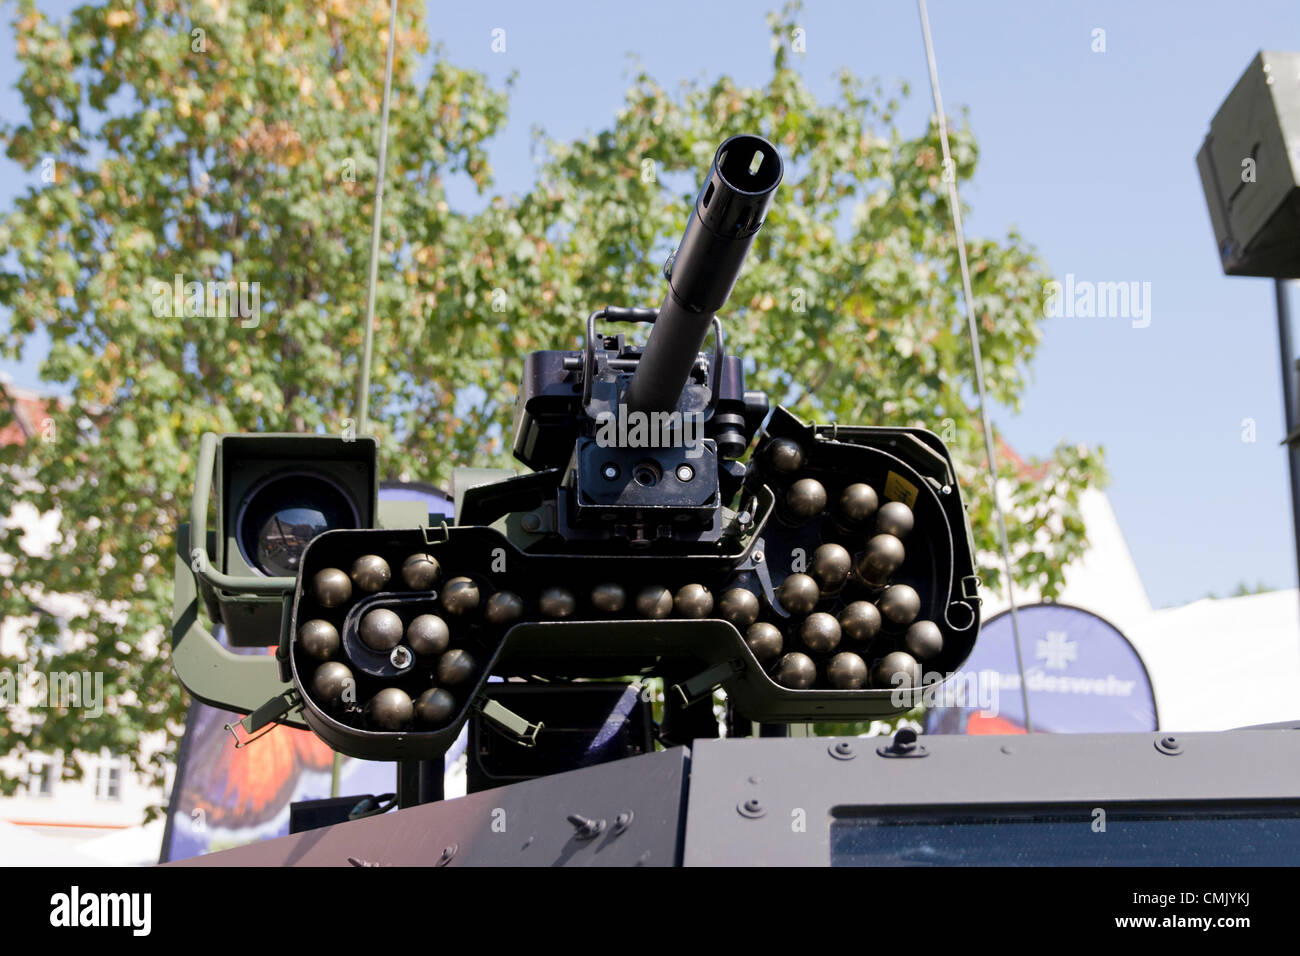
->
830, 803, 1300, 866
94, 761, 122, 801
26, 760, 54, 798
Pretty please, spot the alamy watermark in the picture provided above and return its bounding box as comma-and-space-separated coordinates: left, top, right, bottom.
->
1043, 273, 1151, 329
0, 666, 104, 718
49, 886, 150, 936
889, 669, 1001, 713
150, 273, 260, 328
593, 404, 705, 459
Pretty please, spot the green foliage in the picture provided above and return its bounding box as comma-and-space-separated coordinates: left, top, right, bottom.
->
1201, 581, 1276, 600
0, 0, 1105, 794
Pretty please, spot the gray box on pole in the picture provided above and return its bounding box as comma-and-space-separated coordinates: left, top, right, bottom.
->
1198, 51, 1300, 278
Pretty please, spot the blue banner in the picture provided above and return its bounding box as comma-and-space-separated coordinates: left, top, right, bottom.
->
925, 603, 1157, 734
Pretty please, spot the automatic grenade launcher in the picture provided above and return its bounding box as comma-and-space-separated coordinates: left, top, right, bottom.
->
174, 134, 982, 767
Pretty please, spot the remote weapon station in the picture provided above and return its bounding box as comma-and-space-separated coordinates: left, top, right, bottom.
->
165, 49, 1300, 868
172, 134, 985, 860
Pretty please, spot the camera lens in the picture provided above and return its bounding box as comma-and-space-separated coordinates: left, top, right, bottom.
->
238, 473, 359, 577
633, 460, 662, 487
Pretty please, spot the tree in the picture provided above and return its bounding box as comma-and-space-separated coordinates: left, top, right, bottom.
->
1202, 581, 1276, 600
0, 0, 1105, 798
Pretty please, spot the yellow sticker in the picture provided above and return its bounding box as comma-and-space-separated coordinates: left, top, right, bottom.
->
883, 471, 919, 507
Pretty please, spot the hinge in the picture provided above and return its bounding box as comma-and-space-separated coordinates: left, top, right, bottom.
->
478, 697, 543, 748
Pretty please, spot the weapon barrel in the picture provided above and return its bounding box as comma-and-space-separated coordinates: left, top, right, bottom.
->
624, 134, 783, 413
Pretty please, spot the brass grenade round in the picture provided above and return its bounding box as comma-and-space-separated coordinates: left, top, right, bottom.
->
785, 478, 827, 521
875, 500, 914, 539
441, 577, 480, 615
674, 584, 714, 619
746, 622, 784, 663
635, 585, 674, 619
872, 650, 921, 690
311, 661, 354, 707
878, 584, 921, 626
904, 620, 944, 661
437, 648, 477, 686
359, 608, 404, 652
826, 652, 869, 689
406, 613, 450, 657
775, 652, 817, 689
485, 591, 524, 626
766, 438, 805, 474
366, 687, 413, 731
839, 601, 882, 642
838, 483, 879, 524
312, 568, 352, 608
778, 573, 820, 615
719, 588, 760, 628
350, 554, 391, 593
800, 612, 842, 654
590, 583, 627, 614
810, 543, 852, 592
539, 586, 576, 619
299, 619, 339, 661
401, 553, 441, 590
855, 534, 905, 585
415, 687, 457, 726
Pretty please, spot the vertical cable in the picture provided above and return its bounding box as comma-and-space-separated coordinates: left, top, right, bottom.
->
357, 0, 401, 436
916, 0, 1034, 732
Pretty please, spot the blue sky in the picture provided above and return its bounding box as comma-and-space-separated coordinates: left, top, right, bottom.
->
2, 0, 1299, 608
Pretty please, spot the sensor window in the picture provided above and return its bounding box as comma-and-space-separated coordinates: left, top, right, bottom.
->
237, 472, 359, 577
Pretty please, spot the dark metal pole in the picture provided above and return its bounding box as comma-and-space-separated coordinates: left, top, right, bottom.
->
397, 760, 420, 808
1275, 279, 1300, 594
397, 759, 443, 808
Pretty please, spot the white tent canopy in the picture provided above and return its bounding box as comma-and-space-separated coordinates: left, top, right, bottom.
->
1135, 589, 1300, 731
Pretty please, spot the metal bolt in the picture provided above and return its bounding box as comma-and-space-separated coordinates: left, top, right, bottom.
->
436, 843, 457, 866
829, 740, 857, 761
675, 464, 694, 482
389, 645, 413, 670
566, 813, 606, 839
875, 726, 928, 758
521, 512, 541, 533
603, 463, 620, 480
612, 811, 634, 835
